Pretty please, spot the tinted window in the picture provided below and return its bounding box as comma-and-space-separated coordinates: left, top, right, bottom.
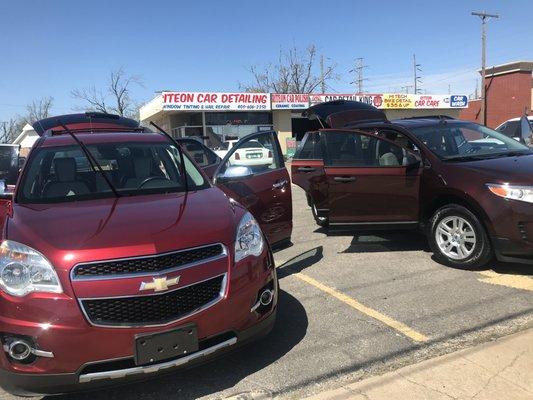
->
295, 132, 323, 160
324, 131, 407, 167
497, 121, 520, 138
180, 140, 219, 167
409, 121, 530, 160
19, 142, 208, 204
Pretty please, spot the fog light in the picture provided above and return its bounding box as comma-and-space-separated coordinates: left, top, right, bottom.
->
7, 340, 32, 361
259, 289, 274, 306
251, 281, 276, 313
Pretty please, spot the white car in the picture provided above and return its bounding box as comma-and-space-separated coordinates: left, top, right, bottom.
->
228, 140, 274, 167
495, 116, 533, 142
213, 140, 238, 159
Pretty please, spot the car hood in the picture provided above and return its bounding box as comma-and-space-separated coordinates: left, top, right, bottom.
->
6, 187, 241, 271
451, 154, 533, 185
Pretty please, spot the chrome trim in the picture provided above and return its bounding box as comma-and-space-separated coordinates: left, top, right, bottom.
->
79, 337, 237, 383
3, 343, 54, 359
78, 273, 227, 328
70, 243, 227, 281
329, 221, 419, 226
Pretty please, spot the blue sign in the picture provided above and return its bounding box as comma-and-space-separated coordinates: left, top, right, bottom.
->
450, 95, 468, 107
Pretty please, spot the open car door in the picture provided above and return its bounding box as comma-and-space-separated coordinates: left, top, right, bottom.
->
213, 131, 292, 247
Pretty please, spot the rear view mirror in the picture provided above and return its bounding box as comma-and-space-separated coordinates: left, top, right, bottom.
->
216, 166, 253, 183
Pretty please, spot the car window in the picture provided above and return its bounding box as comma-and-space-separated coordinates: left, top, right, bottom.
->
220, 132, 281, 174
295, 132, 323, 160
497, 121, 520, 138
181, 140, 219, 167
324, 131, 408, 167
368, 129, 417, 152
409, 121, 530, 160
18, 141, 209, 204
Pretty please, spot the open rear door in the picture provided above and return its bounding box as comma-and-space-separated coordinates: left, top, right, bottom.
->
214, 131, 292, 247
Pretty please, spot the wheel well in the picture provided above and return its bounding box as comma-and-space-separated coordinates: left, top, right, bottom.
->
423, 195, 493, 234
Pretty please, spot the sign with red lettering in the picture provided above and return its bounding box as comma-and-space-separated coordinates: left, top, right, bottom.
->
271, 94, 310, 109
162, 92, 271, 111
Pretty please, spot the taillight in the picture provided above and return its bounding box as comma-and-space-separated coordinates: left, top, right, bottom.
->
235, 152, 240, 160
268, 150, 272, 158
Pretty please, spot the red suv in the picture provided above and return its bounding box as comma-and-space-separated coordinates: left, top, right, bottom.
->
292, 101, 533, 268
0, 113, 292, 396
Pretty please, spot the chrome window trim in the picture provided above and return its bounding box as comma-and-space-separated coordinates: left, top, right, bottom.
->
78, 273, 227, 329
79, 336, 237, 383
70, 243, 227, 281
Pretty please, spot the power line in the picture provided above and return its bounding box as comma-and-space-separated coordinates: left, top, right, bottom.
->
349, 58, 368, 93
413, 54, 422, 94
472, 10, 499, 125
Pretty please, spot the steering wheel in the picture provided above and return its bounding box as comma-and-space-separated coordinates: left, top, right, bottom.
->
137, 176, 172, 189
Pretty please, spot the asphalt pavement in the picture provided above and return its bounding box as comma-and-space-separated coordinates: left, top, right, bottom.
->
3, 185, 533, 400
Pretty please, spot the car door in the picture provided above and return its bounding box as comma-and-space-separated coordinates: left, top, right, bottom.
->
214, 131, 292, 247
178, 139, 221, 180
291, 131, 328, 215
322, 129, 422, 227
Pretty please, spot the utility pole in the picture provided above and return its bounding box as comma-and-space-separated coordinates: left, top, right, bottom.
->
401, 85, 413, 94
320, 55, 325, 94
472, 11, 499, 125
350, 58, 368, 93
413, 54, 422, 94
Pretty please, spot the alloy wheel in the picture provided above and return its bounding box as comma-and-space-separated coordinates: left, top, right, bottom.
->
435, 216, 477, 260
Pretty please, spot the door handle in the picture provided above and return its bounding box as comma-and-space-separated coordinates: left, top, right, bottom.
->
297, 166, 316, 172
333, 176, 356, 183
272, 179, 288, 189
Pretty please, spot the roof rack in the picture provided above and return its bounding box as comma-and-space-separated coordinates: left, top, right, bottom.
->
400, 115, 456, 120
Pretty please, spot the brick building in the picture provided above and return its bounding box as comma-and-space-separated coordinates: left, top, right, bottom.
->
460, 61, 533, 128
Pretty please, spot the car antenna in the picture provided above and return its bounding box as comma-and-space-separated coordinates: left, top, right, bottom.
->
149, 121, 188, 194
56, 120, 120, 198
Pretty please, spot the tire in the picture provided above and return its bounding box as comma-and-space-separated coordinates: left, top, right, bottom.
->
428, 204, 492, 268
311, 201, 329, 227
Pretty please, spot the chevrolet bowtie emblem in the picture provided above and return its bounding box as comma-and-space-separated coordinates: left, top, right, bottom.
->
140, 276, 180, 292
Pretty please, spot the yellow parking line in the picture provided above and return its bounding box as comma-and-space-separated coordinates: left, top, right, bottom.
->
293, 273, 429, 343
478, 270, 533, 291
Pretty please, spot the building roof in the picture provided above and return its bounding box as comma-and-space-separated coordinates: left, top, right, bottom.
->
481, 61, 533, 77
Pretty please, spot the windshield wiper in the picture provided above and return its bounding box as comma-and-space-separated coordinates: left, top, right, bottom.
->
445, 150, 532, 162
149, 121, 189, 194
57, 120, 120, 198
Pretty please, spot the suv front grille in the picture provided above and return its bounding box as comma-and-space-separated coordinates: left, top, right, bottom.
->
80, 275, 225, 327
73, 244, 225, 278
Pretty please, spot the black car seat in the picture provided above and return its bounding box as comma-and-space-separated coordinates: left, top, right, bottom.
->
377, 141, 401, 166
123, 157, 154, 188
43, 158, 90, 198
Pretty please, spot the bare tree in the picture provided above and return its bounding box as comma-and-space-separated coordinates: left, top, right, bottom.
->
0, 118, 24, 143
26, 96, 54, 123
240, 45, 337, 93
71, 67, 143, 118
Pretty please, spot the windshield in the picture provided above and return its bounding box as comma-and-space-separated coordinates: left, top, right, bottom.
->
18, 141, 208, 204
409, 121, 531, 161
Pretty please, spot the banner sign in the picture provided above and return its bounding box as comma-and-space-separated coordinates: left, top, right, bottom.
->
271, 94, 310, 109
158, 92, 468, 112
162, 92, 271, 111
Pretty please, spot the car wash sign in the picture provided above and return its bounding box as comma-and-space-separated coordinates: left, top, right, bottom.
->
162, 92, 271, 111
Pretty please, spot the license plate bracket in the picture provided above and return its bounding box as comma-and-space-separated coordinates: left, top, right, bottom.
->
134, 325, 198, 366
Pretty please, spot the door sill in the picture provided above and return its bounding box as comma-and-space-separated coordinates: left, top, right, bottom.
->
329, 221, 419, 231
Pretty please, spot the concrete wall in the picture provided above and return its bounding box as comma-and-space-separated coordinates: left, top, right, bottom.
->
272, 110, 292, 154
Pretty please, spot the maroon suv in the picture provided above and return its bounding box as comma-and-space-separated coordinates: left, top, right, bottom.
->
0, 113, 292, 395
292, 101, 533, 268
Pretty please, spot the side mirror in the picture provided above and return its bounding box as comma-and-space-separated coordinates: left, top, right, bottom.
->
405, 153, 422, 170
0, 180, 12, 201
520, 116, 532, 142
216, 165, 253, 183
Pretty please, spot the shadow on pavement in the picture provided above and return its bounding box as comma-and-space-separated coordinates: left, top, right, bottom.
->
51, 289, 308, 400
337, 232, 430, 253
277, 246, 323, 278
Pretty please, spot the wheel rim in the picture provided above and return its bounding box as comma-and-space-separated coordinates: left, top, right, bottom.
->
435, 216, 477, 260
313, 204, 326, 222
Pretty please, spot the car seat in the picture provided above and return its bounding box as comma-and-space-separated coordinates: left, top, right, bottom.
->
42, 158, 90, 198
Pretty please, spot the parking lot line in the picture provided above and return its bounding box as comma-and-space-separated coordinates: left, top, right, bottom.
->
478, 270, 533, 291
293, 272, 429, 343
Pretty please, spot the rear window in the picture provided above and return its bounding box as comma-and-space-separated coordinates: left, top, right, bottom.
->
294, 132, 322, 159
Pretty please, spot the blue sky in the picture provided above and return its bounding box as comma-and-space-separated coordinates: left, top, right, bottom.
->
0, 0, 531, 120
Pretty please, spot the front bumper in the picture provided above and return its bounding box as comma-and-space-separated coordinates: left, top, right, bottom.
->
0, 308, 276, 396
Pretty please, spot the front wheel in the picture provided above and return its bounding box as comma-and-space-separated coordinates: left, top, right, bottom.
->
428, 204, 492, 268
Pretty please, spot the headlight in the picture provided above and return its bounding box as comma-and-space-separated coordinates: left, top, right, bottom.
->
235, 212, 264, 263
487, 183, 533, 204
0, 241, 62, 297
